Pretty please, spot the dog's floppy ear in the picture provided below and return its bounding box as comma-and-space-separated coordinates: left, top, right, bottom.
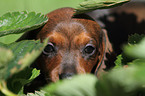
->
74, 13, 115, 76
95, 29, 115, 77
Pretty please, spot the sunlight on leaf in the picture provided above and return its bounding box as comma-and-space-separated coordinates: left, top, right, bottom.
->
42, 74, 97, 96
0, 38, 48, 80
75, 0, 130, 14
0, 47, 13, 81
0, 11, 48, 37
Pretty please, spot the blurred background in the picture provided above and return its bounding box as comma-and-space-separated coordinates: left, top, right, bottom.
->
0, 0, 84, 16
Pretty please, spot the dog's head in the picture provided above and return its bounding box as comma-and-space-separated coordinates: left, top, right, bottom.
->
16, 7, 113, 83
32, 8, 107, 82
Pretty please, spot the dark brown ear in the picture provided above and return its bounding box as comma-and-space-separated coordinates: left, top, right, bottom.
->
73, 13, 95, 21
95, 29, 115, 77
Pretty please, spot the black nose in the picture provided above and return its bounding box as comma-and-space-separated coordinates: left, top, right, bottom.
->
59, 73, 74, 80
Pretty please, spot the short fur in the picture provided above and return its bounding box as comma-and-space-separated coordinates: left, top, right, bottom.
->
19, 8, 113, 83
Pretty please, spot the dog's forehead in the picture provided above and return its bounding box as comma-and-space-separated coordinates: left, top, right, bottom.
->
48, 31, 93, 47
53, 20, 99, 39
47, 21, 98, 48
54, 21, 86, 36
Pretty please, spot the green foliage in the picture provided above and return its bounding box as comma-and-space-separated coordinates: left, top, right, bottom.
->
96, 63, 145, 96
0, 11, 48, 37
53, 75, 97, 96
0, 10, 48, 96
0, 47, 13, 65
7, 68, 40, 95
0, 68, 40, 96
41, 74, 97, 96
0, 11, 48, 44
75, 0, 130, 14
0, 39, 47, 81
0, 33, 23, 44
98, 34, 145, 96
0, 47, 13, 81
114, 54, 123, 68
0, 39, 47, 95
3, 0, 145, 96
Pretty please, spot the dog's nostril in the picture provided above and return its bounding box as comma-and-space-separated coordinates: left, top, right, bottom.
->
59, 73, 74, 80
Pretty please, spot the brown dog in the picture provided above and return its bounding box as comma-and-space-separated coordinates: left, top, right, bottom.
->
20, 7, 113, 83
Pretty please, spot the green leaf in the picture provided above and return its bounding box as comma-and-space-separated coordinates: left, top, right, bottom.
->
123, 38, 145, 59
96, 63, 145, 96
114, 54, 123, 68
0, 39, 48, 81
75, 0, 130, 14
0, 47, 13, 66
0, 11, 48, 37
0, 47, 13, 82
7, 68, 40, 94
42, 74, 97, 96
0, 33, 23, 44
128, 59, 145, 66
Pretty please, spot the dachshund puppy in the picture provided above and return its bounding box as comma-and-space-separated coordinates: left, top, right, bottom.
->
20, 7, 113, 83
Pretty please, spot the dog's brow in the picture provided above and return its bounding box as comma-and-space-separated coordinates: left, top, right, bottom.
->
54, 21, 86, 38
48, 32, 67, 47
46, 21, 98, 50
73, 32, 95, 47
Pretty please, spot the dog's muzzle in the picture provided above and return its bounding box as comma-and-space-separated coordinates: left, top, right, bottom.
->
59, 73, 75, 80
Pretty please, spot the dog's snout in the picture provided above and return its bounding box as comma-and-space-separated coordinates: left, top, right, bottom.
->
59, 73, 74, 80
59, 53, 77, 80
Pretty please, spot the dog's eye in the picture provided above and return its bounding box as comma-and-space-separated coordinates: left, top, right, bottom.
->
84, 46, 95, 54
43, 43, 55, 55
83, 44, 95, 55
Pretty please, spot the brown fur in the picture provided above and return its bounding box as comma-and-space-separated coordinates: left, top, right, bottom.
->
20, 7, 113, 83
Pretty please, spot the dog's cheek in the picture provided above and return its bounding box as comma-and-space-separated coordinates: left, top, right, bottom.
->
77, 56, 98, 73
50, 66, 60, 82
37, 54, 62, 81
76, 57, 91, 73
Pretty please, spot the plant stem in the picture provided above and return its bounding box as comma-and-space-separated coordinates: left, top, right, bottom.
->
0, 81, 17, 96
